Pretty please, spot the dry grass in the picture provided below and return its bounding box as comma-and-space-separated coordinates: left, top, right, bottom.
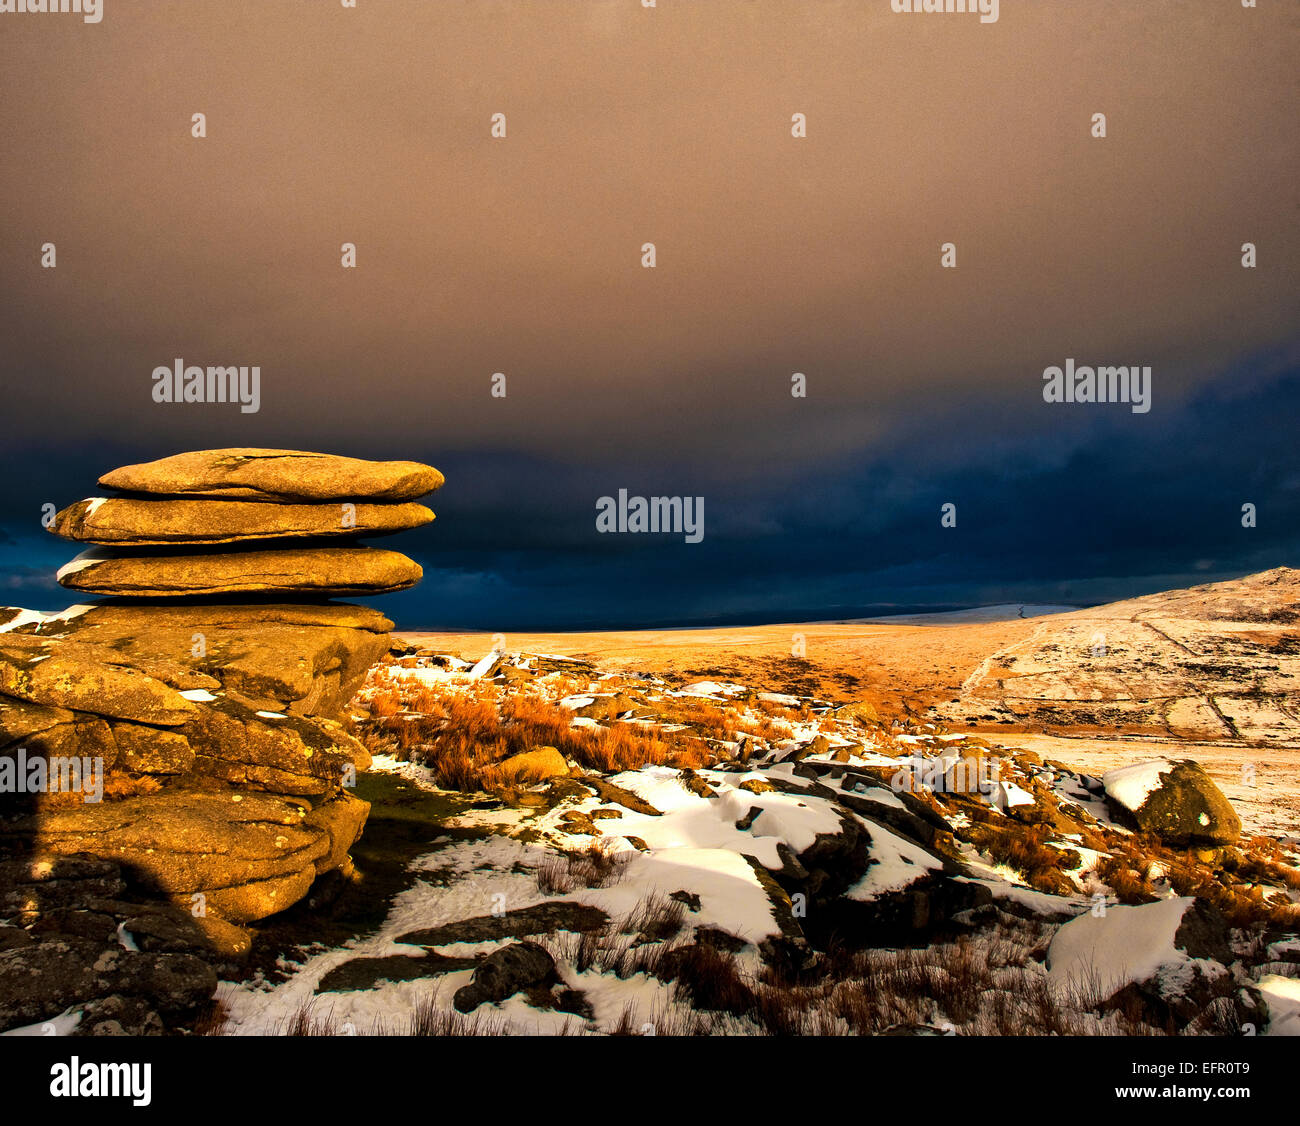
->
358, 673, 710, 791
962, 821, 1081, 896
1093, 853, 1159, 904
619, 891, 687, 943
535, 843, 632, 894
1095, 833, 1300, 928
254, 996, 576, 1036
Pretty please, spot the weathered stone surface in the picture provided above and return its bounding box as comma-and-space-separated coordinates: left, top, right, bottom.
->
182, 700, 371, 797
0, 642, 196, 725
52, 496, 434, 546
114, 904, 252, 961
75, 994, 167, 1036
1, 716, 119, 774
0, 935, 216, 1032
110, 722, 195, 775
5, 602, 391, 716
0, 633, 220, 694
58, 546, 422, 598
0, 854, 127, 919
938, 567, 1300, 744
0, 925, 34, 951
99, 448, 443, 503
0, 789, 340, 923
1107, 760, 1242, 846
0, 697, 74, 744
303, 791, 370, 874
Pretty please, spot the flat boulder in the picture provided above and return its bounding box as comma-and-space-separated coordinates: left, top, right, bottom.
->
0, 643, 196, 726
51, 496, 434, 546
99, 448, 443, 503
57, 546, 422, 598
10, 602, 392, 715
0, 788, 339, 923
21, 601, 394, 635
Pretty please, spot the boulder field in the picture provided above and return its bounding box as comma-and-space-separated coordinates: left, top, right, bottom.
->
0, 448, 441, 1031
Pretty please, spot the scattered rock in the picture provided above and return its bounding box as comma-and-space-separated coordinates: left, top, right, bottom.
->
453, 941, 556, 1013
495, 747, 569, 785
398, 901, 609, 947
316, 951, 479, 993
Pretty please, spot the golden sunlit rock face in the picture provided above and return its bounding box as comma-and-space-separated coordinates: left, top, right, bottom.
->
2, 450, 441, 959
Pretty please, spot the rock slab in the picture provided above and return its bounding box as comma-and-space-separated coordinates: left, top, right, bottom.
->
100, 448, 443, 503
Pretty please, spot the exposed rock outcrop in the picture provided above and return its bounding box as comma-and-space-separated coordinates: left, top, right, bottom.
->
0, 448, 442, 1024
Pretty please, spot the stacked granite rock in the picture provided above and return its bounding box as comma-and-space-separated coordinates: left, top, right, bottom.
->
52, 447, 436, 598
0, 449, 441, 979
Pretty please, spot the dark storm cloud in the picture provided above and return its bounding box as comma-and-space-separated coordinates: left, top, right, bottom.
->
0, 2, 1296, 627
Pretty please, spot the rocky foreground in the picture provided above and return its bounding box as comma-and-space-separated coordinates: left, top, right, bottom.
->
205, 574, 1300, 1037
3, 559, 1300, 1036
0, 448, 441, 1034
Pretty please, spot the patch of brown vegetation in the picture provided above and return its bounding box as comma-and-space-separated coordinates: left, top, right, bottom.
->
358, 672, 709, 791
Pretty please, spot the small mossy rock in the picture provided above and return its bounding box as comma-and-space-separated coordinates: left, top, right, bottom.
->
1119, 761, 1241, 846
495, 747, 569, 785
837, 701, 881, 726
452, 941, 556, 1013
739, 777, 776, 794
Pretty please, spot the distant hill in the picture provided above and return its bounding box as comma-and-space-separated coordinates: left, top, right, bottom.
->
934, 567, 1300, 745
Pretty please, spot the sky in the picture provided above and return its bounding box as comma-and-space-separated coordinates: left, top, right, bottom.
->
1, 0, 1297, 629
